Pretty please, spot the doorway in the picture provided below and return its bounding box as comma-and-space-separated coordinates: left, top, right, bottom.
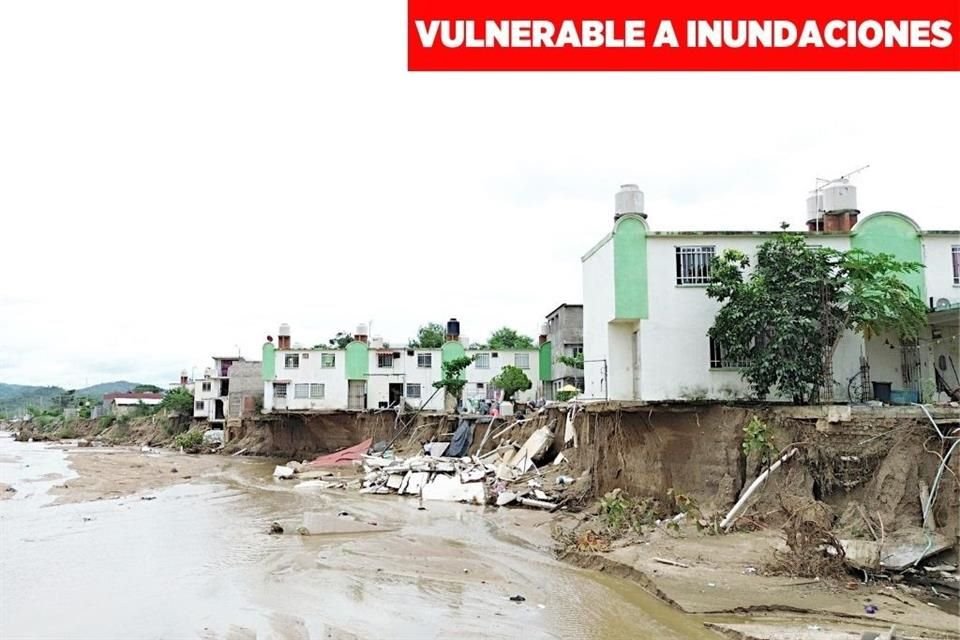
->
348, 380, 366, 410
389, 383, 403, 407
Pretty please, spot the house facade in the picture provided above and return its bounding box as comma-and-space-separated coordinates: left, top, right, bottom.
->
538, 303, 585, 399
102, 392, 164, 416
260, 323, 540, 413
582, 183, 960, 403
192, 356, 243, 424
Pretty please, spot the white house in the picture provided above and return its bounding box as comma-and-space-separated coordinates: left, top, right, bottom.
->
582, 183, 960, 403
260, 321, 541, 413
192, 356, 243, 424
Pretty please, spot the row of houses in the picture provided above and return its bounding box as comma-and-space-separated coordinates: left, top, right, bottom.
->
180, 180, 959, 430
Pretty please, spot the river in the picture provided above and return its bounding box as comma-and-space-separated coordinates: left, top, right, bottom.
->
0, 432, 719, 639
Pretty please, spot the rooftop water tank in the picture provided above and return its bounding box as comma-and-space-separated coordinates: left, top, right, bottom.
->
447, 318, 460, 338
806, 190, 823, 220
615, 184, 645, 219
278, 323, 291, 337
822, 179, 857, 213
355, 323, 368, 336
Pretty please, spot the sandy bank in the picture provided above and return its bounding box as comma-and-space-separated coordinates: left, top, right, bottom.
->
49, 447, 230, 505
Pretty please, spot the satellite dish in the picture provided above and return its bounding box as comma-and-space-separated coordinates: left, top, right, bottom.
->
935, 298, 951, 309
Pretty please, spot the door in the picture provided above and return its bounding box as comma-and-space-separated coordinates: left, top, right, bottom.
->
389, 383, 403, 407
348, 380, 366, 410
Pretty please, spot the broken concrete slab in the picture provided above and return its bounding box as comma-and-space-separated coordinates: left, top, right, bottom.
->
273, 465, 295, 479
840, 527, 954, 572
421, 474, 486, 505
509, 426, 554, 472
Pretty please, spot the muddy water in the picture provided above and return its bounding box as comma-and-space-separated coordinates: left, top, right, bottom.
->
0, 433, 719, 639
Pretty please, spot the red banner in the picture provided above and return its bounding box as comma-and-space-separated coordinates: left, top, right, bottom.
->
408, 0, 960, 71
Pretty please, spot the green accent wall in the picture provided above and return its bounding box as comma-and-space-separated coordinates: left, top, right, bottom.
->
261, 342, 275, 380
345, 341, 369, 380
613, 215, 649, 319
539, 342, 552, 381
441, 340, 466, 363
851, 212, 925, 299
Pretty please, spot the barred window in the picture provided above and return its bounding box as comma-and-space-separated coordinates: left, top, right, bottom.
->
284, 354, 300, 369
377, 353, 394, 368
274, 383, 288, 398
294, 383, 310, 398
952, 245, 960, 285
310, 383, 324, 399
514, 353, 530, 369
676, 246, 716, 286
709, 337, 748, 369
321, 353, 335, 368
194, 401, 204, 410
417, 353, 432, 368
474, 353, 490, 369
406, 383, 421, 399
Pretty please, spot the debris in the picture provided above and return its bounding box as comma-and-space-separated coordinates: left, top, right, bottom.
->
424, 442, 449, 458
306, 438, 373, 468
518, 497, 557, 511
556, 475, 574, 486
269, 522, 284, 534
553, 453, 566, 466
202, 430, 224, 445
496, 491, 517, 506
563, 404, 579, 448
141, 496, 156, 501
509, 426, 555, 472
286, 461, 303, 473
232, 448, 248, 457
534, 489, 549, 500
509, 595, 526, 603
446, 418, 476, 458
170, 467, 178, 474
864, 604, 878, 614
4, 486, 15, 493
720, 447, 798, 530
653, 558, 690, 569
273, 465, 295, 480
841, 527, 953, 572
421, 473, 486, 505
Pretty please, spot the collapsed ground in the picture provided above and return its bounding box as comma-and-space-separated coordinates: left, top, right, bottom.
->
5, 402, 959, 638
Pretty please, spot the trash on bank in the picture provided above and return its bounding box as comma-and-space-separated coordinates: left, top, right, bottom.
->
306, 438, 373, 468
273, 465, 295, 480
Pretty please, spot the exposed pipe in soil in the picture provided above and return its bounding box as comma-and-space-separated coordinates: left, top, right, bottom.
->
721, 447, 798, 531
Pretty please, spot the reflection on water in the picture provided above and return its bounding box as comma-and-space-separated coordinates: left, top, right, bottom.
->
0, 433, 718, 639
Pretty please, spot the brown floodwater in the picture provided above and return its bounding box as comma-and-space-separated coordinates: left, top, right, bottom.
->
0, 432, 721, 639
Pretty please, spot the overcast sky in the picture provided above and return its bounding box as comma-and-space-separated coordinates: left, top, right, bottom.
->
1, 2, 957, 389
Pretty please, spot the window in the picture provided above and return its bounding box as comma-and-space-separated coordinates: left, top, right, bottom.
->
417, 353, 432, 368
284, 354, 300, 369
406, 383, 421, 399
294, 383, 310, 399
321, 353, 335, 368
274, 383, 288, 398
476, 382, 485, 390
310, 383, 324, 399
377, 353, 394, 368
194, 401, 204, 410
475, 353, 490, 369
201, 382, 211, 392
570, 344, 584, 358
514, 353, 530, 369
676, 246, 716, 286
953, 245, 960, 285
709, 337, 748, 369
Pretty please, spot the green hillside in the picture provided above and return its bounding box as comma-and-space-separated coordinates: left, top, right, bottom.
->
0, 381, 147, 415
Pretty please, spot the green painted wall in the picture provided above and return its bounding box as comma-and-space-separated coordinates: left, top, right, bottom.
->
539, 342, 552, 381
851, 212, 925, 299
345, 341, 369, 380
261, 342, 275, 380
441, 341, 466, 363
613, 216, 649, 320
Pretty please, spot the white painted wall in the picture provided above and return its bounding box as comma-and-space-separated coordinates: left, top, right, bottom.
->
582, 236, 615, 399
366, 349, 445, 411
923, 234, 960, 305
193, 377, 216, 418
463, 349, 540, 403
265, 348, 347, 411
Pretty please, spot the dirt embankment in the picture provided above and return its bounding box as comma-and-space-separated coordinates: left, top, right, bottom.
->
8, 413, 198, 448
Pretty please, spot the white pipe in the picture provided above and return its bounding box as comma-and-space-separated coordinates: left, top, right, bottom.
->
721, 448, 799, 531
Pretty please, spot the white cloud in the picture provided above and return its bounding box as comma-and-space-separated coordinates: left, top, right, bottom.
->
0, 2, 957, 387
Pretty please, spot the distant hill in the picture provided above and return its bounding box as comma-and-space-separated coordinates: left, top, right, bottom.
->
0, 380, 147, 414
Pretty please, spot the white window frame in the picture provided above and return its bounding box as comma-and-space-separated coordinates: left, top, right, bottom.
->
474, 353, 490, 369
675, 245, 716, 286
514, 353, 530, 369
321, 353, 336, 368
274, 383, 288, 398
377, 353, 394, 369
405, 383, 421, 399
417, 353, 432, 368
284, 354, 300, 369
294, 383, 310, 399
310, 383, 324, 399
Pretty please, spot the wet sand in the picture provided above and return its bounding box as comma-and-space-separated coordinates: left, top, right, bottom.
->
47, 445, 230, 504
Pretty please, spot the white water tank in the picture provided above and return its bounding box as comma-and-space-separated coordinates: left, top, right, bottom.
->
370, 336, 384, 349
615, 184, 645, 219
822, 179, 857, 212
356, 323, 368, 336
278, 323, 291, 338
806, 190, 823, 220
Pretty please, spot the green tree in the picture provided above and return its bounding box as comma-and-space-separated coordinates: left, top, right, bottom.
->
558, 354, 585, 369
133, 384, 163, 393
433, 356, 474, 402
408, 322, 445, 348
707, 234, 926, 403
487, 327, 535, 350
158, 387, 194, 415
492, 365, 532, 401
324, 331, 354, 349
